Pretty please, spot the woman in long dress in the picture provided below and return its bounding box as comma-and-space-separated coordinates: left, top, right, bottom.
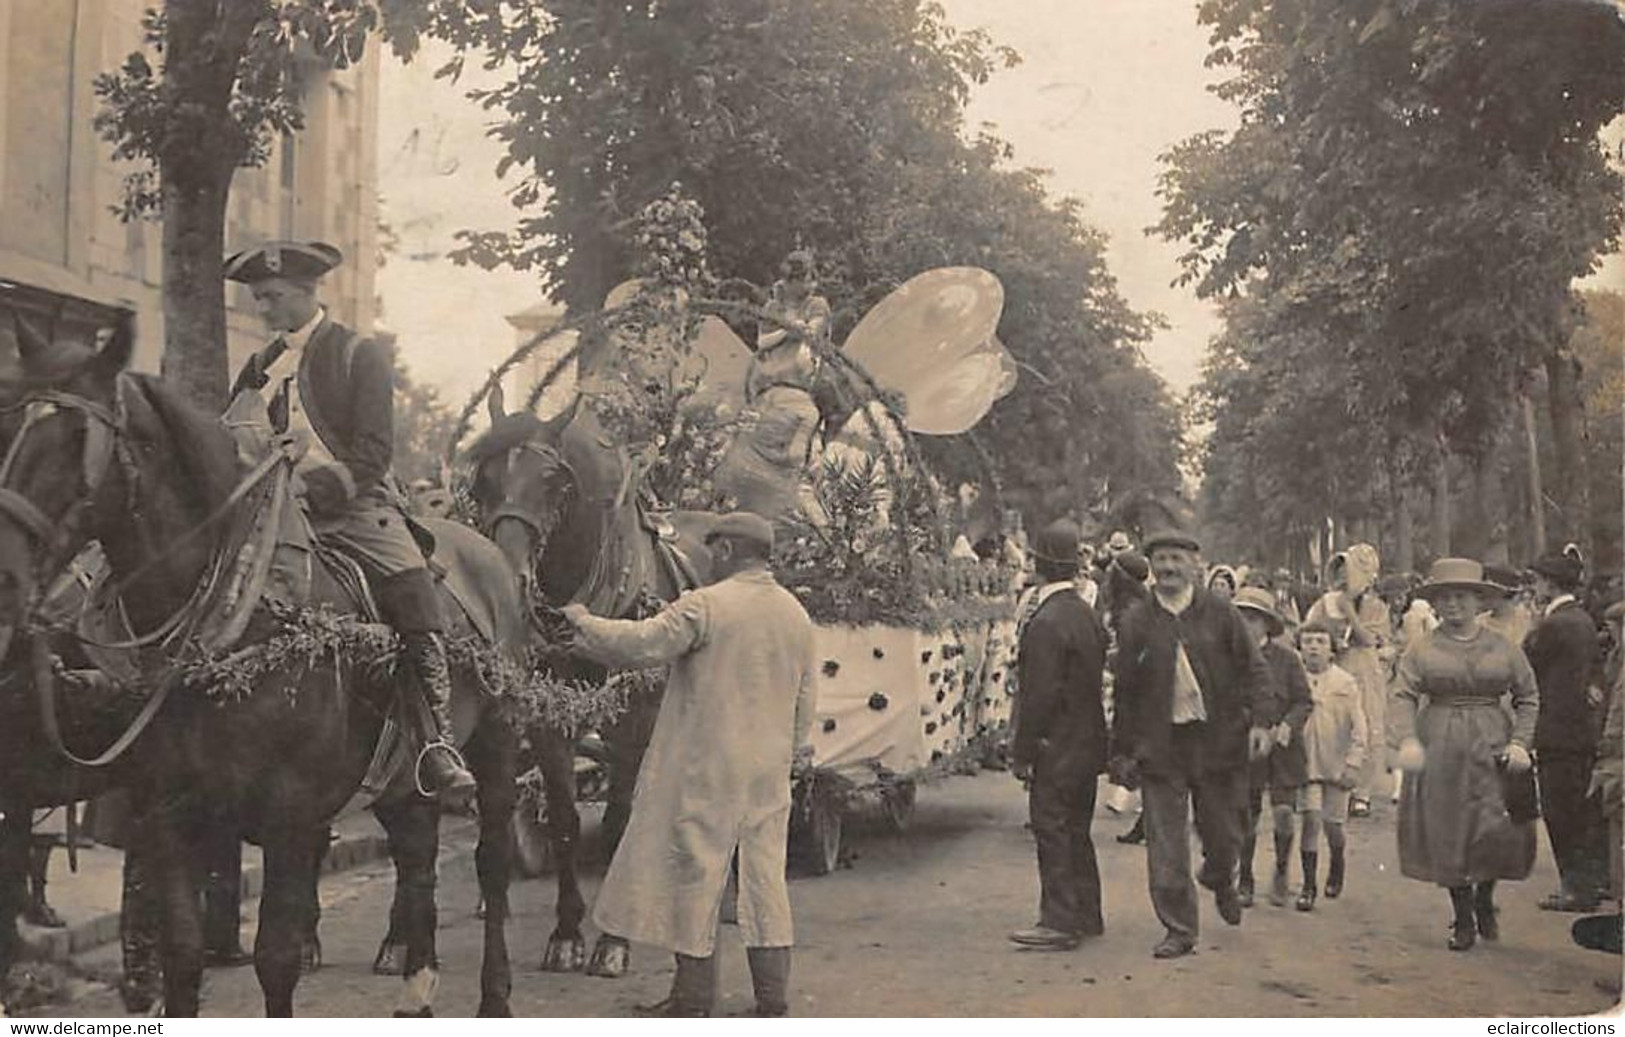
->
1393, 558, 1539, 951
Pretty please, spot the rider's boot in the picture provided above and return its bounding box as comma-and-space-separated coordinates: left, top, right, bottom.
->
403, 632, 476, 799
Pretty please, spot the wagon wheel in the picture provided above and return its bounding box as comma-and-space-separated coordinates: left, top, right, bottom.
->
512, 806, 555, 878
789, 780, 843, 877
881, 780, 917, 833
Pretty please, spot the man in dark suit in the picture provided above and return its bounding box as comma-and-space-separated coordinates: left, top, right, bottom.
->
1111, 530, 1273, 959
1528, 552, 1606, 912
1008, 520, 1109, 950
225, 240, 473, 798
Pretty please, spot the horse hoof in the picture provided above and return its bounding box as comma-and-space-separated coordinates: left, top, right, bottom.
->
392, 1008, 434, 1019
373, 941, 405, 977
584, 937, 630, 979
541, 934, 587, 972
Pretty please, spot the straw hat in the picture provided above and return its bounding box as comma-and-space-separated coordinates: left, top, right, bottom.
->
1232, 586, 1284, 636
1414, 558, 1506, 602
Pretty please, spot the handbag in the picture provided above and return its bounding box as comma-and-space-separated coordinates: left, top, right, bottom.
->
1501, 756, 1540, 824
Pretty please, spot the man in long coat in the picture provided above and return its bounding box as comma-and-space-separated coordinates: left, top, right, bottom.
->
1528, 552, 1607, 911
225, 240, 473, 798
1111, 530, 1273, 959
1008, 520, 1109, 949
563, 512, 816, 1017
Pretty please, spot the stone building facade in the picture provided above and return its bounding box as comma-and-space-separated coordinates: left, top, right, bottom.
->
0, 0, 379, 374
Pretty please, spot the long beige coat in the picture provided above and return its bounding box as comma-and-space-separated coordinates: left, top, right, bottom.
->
574, 569, 817, 956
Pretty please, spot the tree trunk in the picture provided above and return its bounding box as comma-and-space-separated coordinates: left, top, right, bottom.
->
1545, 346, 1592, 559
1432, 444, 1452, 559
1520, 391, 1546, 560
1390, 463, 1415, 573
159, 170, 233, 410
156, 0, 263, 410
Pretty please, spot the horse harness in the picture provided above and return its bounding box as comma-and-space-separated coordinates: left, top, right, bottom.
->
0, 376, 298, 769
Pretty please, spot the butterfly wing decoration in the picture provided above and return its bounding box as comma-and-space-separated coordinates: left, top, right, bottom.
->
841, 268, 1014, 435
902, 336, 1019, 436
683, 316, 753, 415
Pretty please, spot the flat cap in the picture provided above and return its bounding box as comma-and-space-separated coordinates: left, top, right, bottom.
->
706, 511, 775, 552
224, 240, 343, 284
1143, 529, 1201, 554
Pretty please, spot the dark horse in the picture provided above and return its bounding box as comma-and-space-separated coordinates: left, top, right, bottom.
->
463, 387, 713, 976
0, 322, 526, 1017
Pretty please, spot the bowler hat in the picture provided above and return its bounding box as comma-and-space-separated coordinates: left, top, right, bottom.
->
1232, 586, 1284, 636
1032, 520, 1082, 567
705, 511, 775, 552
1529, 552, 1584, 591
224, 240, 344, 284
1144, 529, 1201, 554
1415, 558, 1506, 602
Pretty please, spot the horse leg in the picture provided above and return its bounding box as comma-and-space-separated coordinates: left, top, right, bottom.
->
148, 813, 205, 1017
534, 724, 586, 973
253, 829, 318, 1018
369, 809, 409, 975
376, 798, 440, 1018
0, 806, 28, 1012
119, 839, 164, 1014
469, 720, 516, 1017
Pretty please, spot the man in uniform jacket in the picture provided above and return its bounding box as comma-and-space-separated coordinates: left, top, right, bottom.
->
1008, 520, 1109, 949
225, 240, 473, 798
1111, 530, 1274, 959
1527, 552, 1606, 911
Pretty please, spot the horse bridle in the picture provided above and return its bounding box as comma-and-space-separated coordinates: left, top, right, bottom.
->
480, 440, 574, 617
0, 386, 123, 582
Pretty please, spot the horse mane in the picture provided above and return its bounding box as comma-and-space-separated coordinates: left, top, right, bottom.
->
124, 374, 242, 513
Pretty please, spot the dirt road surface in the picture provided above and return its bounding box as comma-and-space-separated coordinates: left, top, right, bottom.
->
39, 772, 1623, 1017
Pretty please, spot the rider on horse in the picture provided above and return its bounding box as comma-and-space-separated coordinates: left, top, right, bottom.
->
224, 240, 475, 800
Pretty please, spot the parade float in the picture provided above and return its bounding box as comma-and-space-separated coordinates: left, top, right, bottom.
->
447, 187, 1023, 877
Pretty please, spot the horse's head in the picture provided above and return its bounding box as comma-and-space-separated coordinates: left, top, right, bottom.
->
466, 385, 576, 607
0, 313, 133, 657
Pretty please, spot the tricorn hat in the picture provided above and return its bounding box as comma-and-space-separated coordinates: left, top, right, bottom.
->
1032, 520, 1082, 567
224, 240, 343, 284
705, 511, 775, 552
1232, 586, 1284, 636
1414, 558, 1506, 602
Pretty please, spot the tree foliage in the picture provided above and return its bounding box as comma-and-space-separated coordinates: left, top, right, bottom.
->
94, 1, 428, 408
414, 0, 1183, 523
1164, 0, 1625, 564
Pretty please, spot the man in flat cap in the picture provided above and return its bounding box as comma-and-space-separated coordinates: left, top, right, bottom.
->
1527, 551, 1607, 912
225, 240, 473, 798
1110, 530, 1274, 959
561, 512, 817, 1017
1008, 520, 1109, 950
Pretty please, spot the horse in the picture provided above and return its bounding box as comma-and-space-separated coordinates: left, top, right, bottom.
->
0, 320, 526, 1018
463, 386, 714, 977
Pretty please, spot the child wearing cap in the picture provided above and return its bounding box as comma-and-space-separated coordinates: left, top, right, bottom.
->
1294, 621, 1368, 910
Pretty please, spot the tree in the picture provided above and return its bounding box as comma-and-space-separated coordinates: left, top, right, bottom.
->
93, 1, 430, 409
419, 0, 1183, 523
391, 351, 459, 486
1163, 0, 1625, 564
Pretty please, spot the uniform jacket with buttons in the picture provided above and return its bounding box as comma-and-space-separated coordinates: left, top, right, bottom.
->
230, 315, 394, 503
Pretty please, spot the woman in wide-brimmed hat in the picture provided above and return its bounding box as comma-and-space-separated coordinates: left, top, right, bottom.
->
1392, 558, 1540, 951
